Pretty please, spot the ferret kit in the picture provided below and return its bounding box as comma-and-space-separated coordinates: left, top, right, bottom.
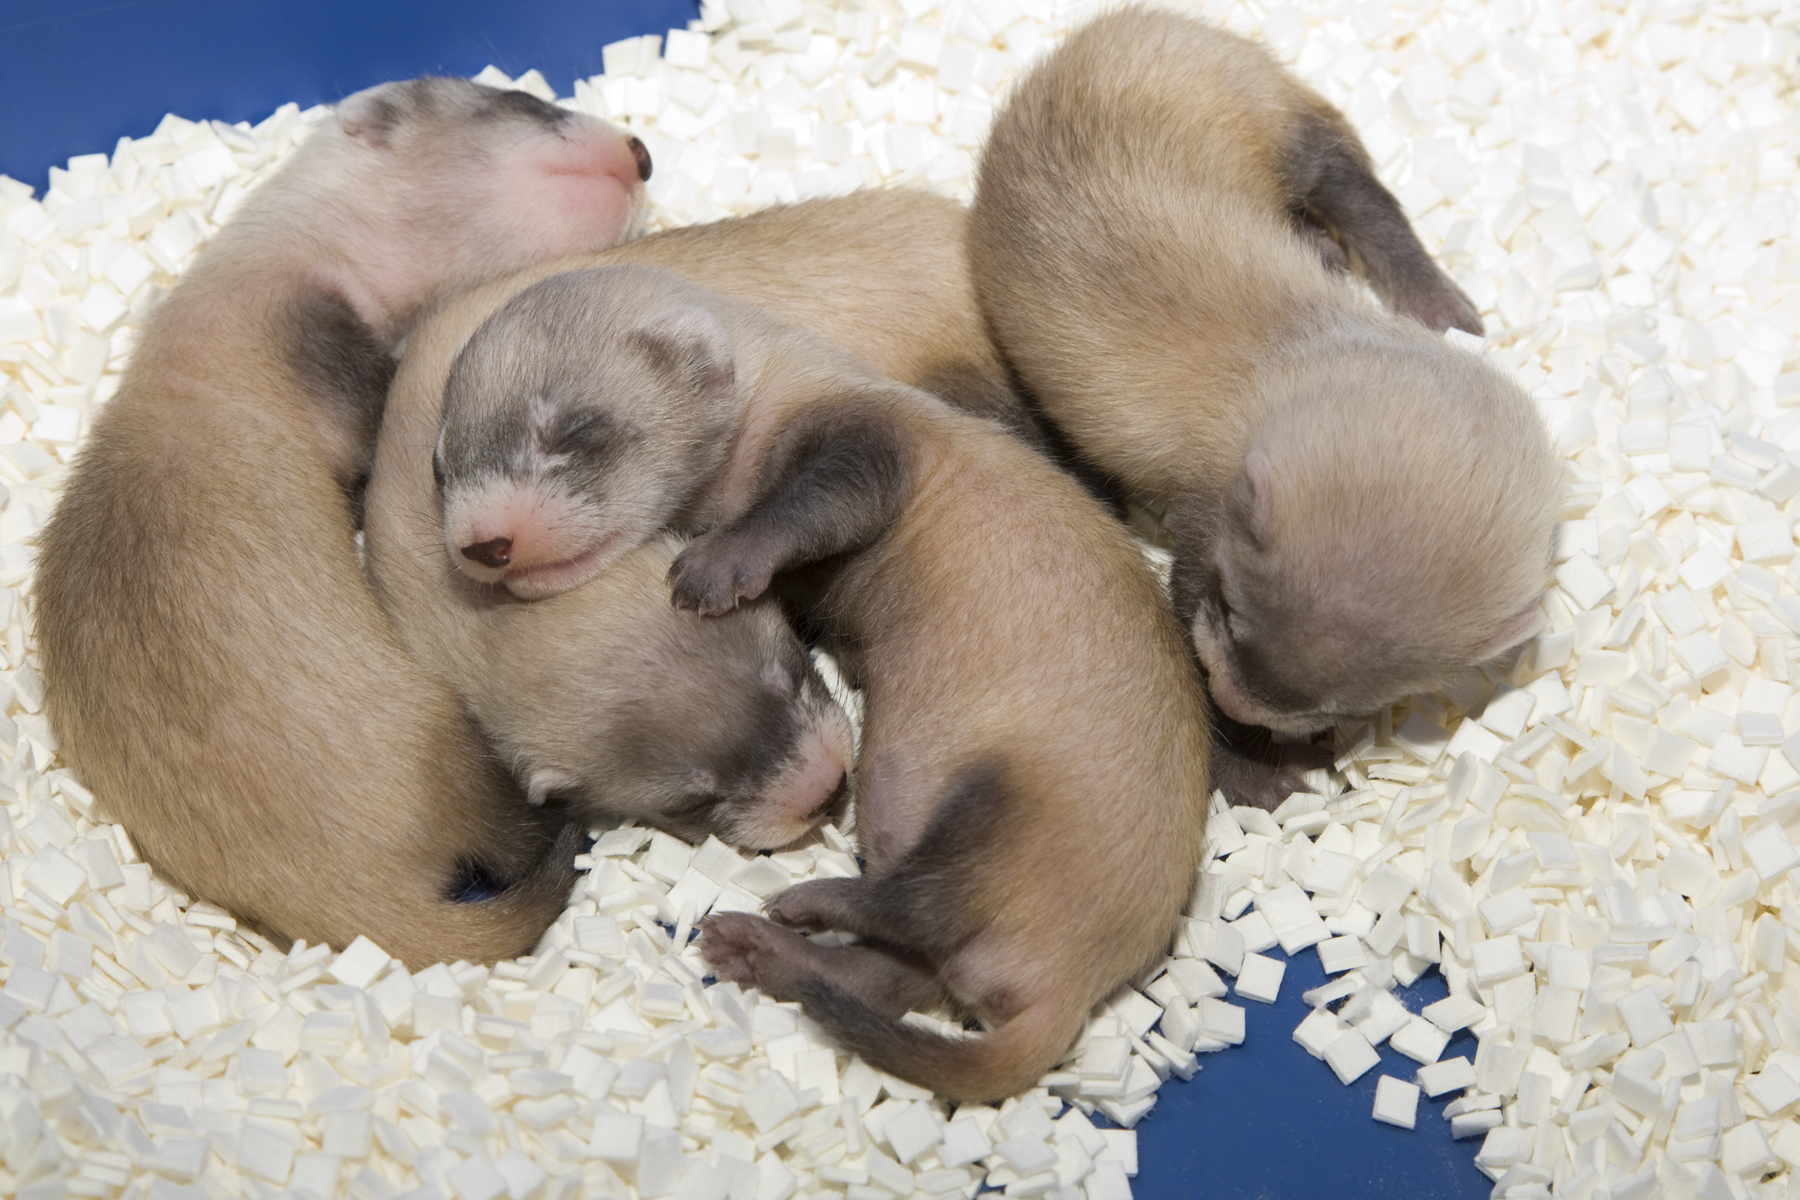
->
5, 0, 1793, 1197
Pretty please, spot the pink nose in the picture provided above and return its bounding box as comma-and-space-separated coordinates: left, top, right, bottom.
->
462, 537, 513, 569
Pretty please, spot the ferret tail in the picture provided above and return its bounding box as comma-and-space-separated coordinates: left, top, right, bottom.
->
797, 977, 1086, 1104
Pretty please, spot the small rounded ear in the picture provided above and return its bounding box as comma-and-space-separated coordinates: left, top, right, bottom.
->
336, 87, 402, 148
759, 658, 799, 699
1235, 450, 1277, 549
525, 769, 580, 806
1476, 603, 1548, 661
684, 767, 720, 797
633, 306, 736, 407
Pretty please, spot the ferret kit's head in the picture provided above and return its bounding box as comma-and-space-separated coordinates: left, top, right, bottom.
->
282, 79, 652, 321
511, 542, 857, 851
1172, 338, 1562, 736
436, 267, 741, 599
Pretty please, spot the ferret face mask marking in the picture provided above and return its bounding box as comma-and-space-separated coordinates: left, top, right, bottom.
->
600, 638, 855, 850
435, 276, 739, 599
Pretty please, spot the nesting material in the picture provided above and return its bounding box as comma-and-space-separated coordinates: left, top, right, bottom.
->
2, 0, 1799, 1196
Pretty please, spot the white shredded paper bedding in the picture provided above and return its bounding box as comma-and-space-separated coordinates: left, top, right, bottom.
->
1, 0, 1798, 1197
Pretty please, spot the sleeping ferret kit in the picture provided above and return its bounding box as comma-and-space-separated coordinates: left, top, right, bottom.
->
3, 0, 1800, 1198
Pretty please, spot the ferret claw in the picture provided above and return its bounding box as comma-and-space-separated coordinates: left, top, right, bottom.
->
668, 538, 774, 616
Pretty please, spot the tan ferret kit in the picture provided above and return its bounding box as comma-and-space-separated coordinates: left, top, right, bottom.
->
34, 77, 652, 968
971, 7, 1562, 763
20, 0, 1756, 1189
433, 261, 1211, 1100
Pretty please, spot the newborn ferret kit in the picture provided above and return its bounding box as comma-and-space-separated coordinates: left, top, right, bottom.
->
4, 1, 1798, 1198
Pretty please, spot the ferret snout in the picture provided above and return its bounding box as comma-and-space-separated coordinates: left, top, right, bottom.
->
789, 725, 853, 822
461, 537, 513, 570
442, 478, 621, 598
627, 137, 652, 182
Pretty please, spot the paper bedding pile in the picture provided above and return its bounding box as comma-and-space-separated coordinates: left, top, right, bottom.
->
1, 0, 1797, 1196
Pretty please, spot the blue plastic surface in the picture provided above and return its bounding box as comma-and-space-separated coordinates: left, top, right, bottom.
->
1132, 954, 1490, 1200
1, 0, 700, 195
5, 3, 1496, 1195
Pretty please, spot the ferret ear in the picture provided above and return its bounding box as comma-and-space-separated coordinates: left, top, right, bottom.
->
684, 767, 721, 797
760, 659, 798, 699
1476, 602, 1547, 661
525, 769, 579, 806
337, 88, 402, 149
1235, 450, 1277, 549
634, 306, 736, 405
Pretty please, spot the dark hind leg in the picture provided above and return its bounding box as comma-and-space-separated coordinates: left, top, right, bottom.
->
700, 912, 949, 1019
1281, 109, 1483, 335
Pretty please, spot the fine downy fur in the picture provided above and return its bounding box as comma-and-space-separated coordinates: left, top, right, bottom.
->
433, 264, 1210, 1102
365, 281, 854, 850
362, 191, 1035, 852
422, 190, 1030, 600
34, 78, 652, 967
969, 8, 1561, 763
671, 342, 1213, 1103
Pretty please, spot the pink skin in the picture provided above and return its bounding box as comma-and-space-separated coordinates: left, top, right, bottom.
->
331, 99, 648, 333
494, 122, 647, 261
445, 482, 625, 599
730, 720, 855, 851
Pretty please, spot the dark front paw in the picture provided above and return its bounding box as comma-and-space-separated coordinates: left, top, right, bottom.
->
766, 877, 861, 932
1210, 732, 1335, 811
668, 534, 775, 616
1402, 280, 1484, 336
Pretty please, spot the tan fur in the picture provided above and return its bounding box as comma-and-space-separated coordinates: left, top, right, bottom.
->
970, 7, 1561, 736
360, 191, 1024, 855
424, 257, 1210, 1100
778, 397, 1214, 1101
33, 79, 649, 967
366, 282, 854, 850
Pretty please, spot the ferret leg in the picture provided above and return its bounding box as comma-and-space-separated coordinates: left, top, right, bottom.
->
1282, 110, 1483, 336
701, 912, 949, 1017
670, 401, 915, 616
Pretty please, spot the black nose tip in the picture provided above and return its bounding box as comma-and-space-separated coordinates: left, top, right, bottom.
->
462, 537, 513, 569
628, 136, 652, 182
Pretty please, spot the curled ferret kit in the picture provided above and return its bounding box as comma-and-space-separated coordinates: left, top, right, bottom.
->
7, 1, 1786, 1197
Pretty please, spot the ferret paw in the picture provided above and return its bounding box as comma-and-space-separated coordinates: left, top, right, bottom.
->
698, 913, 809, 1001
1402, 280, 1484, 337
766, 877, 863, 932
699, 913, 776, 985
668, 536, 775, 617
1211, 740, 1336, 811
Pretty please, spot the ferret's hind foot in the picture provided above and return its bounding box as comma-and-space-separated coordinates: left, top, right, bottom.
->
698, 911, 779, 986
699, 911, 824, 1002
766, 876, 865, 932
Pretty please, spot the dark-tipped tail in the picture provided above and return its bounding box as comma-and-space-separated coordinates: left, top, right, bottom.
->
798, 974, 1084, 1103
